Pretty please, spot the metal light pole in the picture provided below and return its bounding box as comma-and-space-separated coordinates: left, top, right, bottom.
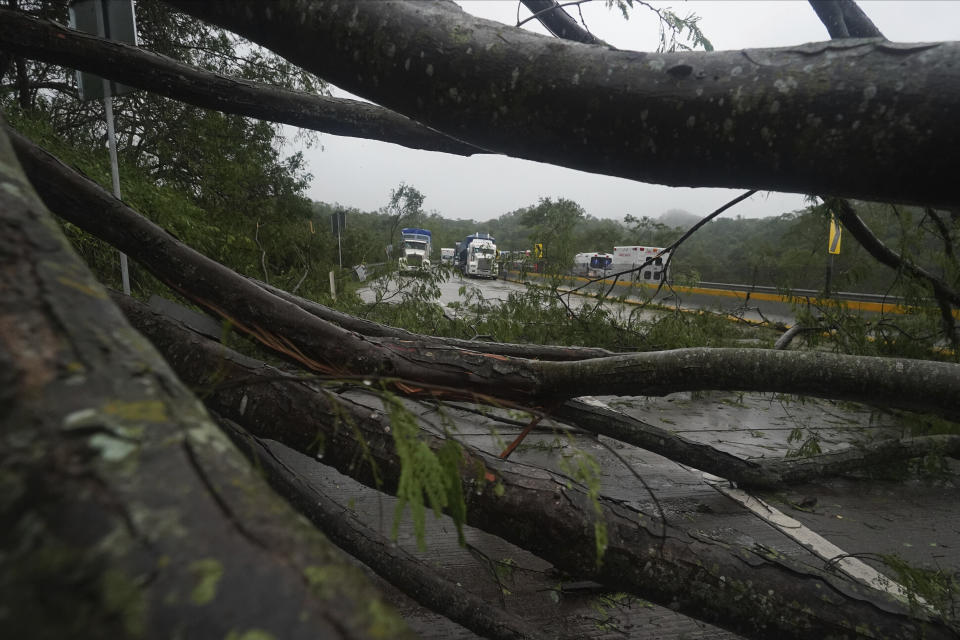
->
69, 0, 138, 294
331, 210, 345, 269
102, 82, 130, 294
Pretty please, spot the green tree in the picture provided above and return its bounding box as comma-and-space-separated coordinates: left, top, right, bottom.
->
622, 213, 675, 247
574, 215, 625, 254
521, 197, 585, 275
382, 183, 426, 259
1, 0, 323, 296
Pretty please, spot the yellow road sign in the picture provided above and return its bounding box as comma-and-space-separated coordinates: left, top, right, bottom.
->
828, 214, 842, 255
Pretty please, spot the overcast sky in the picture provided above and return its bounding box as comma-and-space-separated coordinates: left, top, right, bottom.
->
294, 1, 960, 223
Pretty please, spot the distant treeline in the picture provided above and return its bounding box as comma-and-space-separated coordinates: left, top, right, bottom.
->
313, 199, 948, 296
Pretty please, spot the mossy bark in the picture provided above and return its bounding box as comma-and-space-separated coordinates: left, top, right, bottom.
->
214, 415, 550, 640
0, 123, 413, 640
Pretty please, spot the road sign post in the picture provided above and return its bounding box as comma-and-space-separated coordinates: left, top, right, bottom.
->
825, 213, 842, 296
330, 210, 346, 269
69, 0, 138, 294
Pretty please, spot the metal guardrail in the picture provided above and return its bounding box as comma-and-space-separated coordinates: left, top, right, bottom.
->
692, 281, 905, 305
502, 269, 920, 316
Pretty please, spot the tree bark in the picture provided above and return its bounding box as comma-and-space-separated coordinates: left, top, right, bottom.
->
115, 294, 958, 640
0, 7, 480, 156
520, 0, 608, 45
10, 126, 960, 419
556, 397, 960, 488
0, 124, 412, 638
214, 414, 552, 640
167, 0, 960, 208
809, 0, 883, 39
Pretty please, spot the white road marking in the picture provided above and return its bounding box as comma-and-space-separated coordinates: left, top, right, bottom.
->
579, 395, 925, 607
703, 475, 923, 606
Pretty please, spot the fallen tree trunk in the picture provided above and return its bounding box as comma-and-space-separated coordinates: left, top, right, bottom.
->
808, 0, 882, 39
214, 415, 550, 640
11, 126, 960, 420
116, 294, 958, 640
149, 290, 960, 489
169, 0, 960, 208
0, 122, 411, 640
557, 397, 960, 488
264, 285, 960, 485
519, 0, 608, 45
0, 7, 479, 156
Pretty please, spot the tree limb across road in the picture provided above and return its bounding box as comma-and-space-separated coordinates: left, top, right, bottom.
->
116, 293, 959, 640
168, 0, 960, 207
0, 121, 412, 640
10, 126, 960, 420
0, 7, 480, 155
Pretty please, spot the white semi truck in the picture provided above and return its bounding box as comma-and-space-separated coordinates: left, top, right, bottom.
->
399, 227, 432, 273
457, 232, 498, 278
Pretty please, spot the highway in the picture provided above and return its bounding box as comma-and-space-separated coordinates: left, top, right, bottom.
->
361, 268, 916, 328
503, 270, 915, 326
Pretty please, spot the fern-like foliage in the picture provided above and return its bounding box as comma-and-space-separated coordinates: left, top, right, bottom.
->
606, 0, 714, 52
385, 393, 467, 549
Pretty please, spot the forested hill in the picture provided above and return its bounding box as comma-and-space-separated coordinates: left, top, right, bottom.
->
313, 198, 943, 295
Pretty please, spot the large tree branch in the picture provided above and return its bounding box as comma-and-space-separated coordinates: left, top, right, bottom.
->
167, 0, 960, 207
0, 120, 411, 640
0, 79, 76, 96
804, 4, 959, 340
809, 0, 883, 39
519, 0, 607, 45
0, 7, 480, 155
249, 283, 960, 486
557, 398, 960, 488
242, 284, 960, 487
9, 126, 960, 420
115, 295, 958, 640
520, 0, 954, 336
214, 414, 550, 640
827, 199, 960, 309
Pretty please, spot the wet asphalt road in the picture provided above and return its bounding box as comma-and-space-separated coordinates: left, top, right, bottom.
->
362, 270, 799, 326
